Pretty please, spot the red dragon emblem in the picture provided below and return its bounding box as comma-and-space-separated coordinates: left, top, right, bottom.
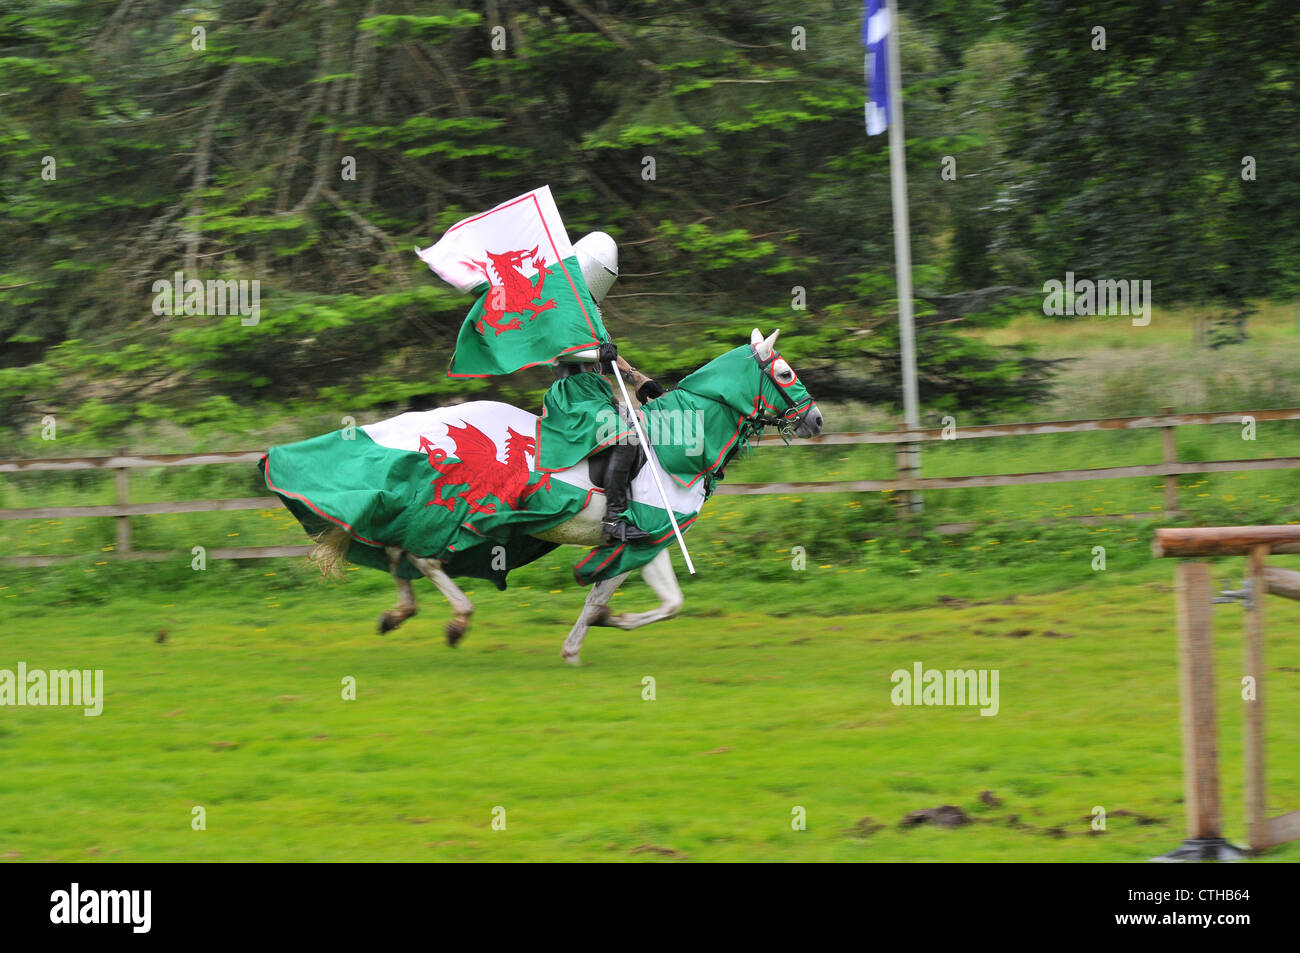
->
418, 422, 545, 515
461, 246, 558, 336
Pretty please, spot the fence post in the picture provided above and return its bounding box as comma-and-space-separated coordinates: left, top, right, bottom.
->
1156, 559, 1247, 859
115, 446, 131, 556
1161, 406, 1178, 515
894, 424, 920, 519
1244, 544, 1269, 850
1177, 562, 1220, 841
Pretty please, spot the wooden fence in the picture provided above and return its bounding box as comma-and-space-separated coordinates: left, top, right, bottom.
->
3, 407, 1300, 567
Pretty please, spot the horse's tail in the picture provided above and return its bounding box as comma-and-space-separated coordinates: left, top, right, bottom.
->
309, 526, 352, 578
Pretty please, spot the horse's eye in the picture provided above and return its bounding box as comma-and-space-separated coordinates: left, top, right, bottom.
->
774, 358, 795, 383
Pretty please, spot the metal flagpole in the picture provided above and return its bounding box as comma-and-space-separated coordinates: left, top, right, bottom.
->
883, 0, 922, 512
609, 365, 696, 575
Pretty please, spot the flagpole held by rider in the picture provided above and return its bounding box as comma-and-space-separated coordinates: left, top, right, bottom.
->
604, 353, 696, 574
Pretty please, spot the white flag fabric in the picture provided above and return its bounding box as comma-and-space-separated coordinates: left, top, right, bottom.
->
416, 185, 574, 293
413, 185, 606, 378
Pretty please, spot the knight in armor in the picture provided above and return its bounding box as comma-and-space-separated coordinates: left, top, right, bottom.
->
537, 232, 665, 543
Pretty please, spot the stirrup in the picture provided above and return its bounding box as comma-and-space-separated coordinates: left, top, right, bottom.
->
603, 518, 653, 543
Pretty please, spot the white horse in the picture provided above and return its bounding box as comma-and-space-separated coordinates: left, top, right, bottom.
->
317, 328, 822, 664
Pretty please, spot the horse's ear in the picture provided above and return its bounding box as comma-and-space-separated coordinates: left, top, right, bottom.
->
750, 328, 764, 348
763, 328, 780, 354
751, 327, 772, 359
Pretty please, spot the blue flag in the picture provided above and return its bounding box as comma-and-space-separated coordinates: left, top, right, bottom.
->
864, 0, 890, 135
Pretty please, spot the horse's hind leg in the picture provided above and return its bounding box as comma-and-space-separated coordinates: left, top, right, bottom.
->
601, 548, 683, 630
379, 547, 418, 634
562, 571, 629, 665
405, 553, 475, 646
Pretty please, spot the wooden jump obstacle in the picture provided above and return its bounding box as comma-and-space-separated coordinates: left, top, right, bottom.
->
1153, 525, 1300, 860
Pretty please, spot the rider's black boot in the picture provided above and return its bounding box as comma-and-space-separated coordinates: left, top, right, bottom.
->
602, 443, 653, 543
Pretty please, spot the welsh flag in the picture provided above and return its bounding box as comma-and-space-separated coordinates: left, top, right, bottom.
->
417, 186, 608, 378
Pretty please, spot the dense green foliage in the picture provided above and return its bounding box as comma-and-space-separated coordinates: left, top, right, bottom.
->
1011, 0, 1300, 303
1, 1, 1296, 447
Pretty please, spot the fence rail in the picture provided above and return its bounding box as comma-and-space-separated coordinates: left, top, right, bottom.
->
3, 406, 1299, 566
720, 456, 1300, 495
0, 450, 264, 474
779, 407, 1300, 446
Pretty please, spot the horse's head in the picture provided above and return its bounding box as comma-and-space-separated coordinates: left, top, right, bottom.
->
673, 328, 824, 441
747, 327, 823, 438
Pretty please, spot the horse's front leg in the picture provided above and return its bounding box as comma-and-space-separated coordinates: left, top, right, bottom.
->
600, 548, 683, 630
562, 571, 629, 665
379, 547, 418, 633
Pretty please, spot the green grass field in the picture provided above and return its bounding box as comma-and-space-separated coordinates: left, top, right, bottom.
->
2, 559, 1298, 862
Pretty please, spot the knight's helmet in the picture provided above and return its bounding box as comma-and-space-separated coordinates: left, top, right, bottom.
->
573, 231, 618, 304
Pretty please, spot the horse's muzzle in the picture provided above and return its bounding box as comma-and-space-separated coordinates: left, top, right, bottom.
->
794, 405, 824, 438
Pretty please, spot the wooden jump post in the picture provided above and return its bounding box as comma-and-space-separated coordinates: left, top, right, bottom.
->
1153, 525, 1300, 860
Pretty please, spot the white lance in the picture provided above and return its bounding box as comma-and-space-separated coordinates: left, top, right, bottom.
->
608, 364, 696, 575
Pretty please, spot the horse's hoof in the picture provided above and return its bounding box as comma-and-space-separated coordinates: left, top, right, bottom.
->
446, 619, 468, 647
378, 613, 399, 634
562, 652, 581, 666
